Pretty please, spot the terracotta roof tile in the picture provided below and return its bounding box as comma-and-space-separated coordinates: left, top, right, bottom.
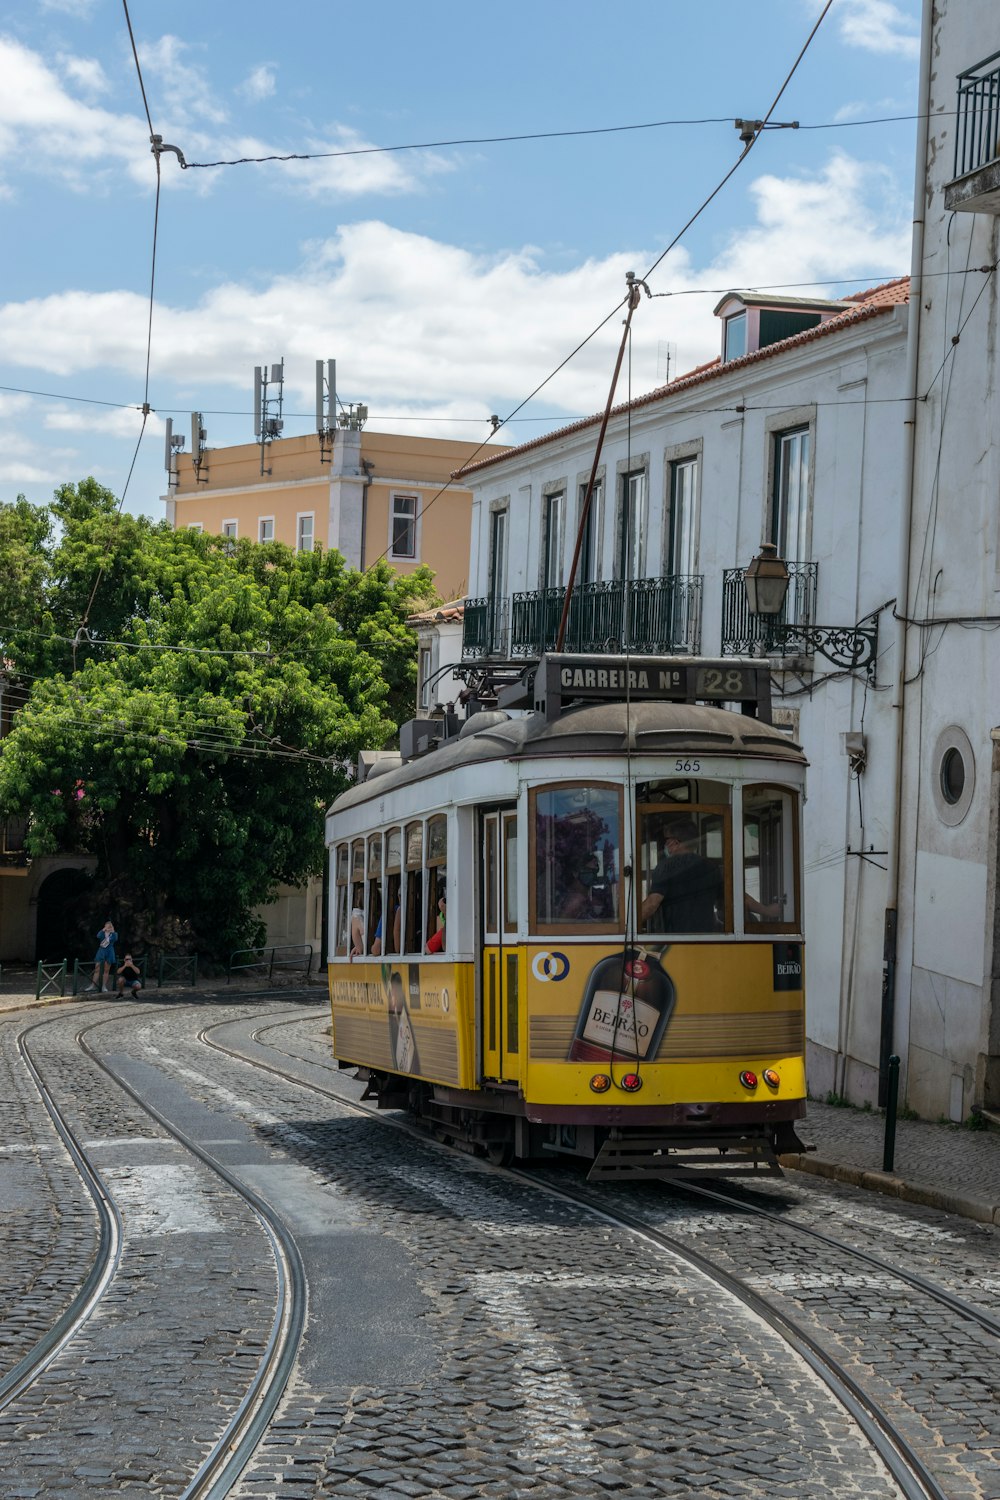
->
453, 278, 910, 479
407, 599, 465, 625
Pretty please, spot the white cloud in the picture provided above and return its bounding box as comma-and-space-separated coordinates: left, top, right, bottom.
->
0, 35, 452, 200
43, 405, 159, 439
39, 0, 96, 14
137, 35, 228, 128
0, 151, 911, 434
59, 55, 108, 95
0, 35, 151, 193
238, 65, 276, 103
837, 1, 920, 59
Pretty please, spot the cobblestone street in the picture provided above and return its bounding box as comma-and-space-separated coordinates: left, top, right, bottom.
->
0, 996, 997, 1498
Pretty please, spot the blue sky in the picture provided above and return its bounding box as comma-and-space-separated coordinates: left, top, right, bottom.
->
0, 0, 921, 515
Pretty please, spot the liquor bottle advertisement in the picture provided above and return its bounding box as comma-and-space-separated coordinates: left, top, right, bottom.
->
567, 946, 675, 1063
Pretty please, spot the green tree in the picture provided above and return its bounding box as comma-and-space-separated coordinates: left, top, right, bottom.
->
0, 480, 436, 956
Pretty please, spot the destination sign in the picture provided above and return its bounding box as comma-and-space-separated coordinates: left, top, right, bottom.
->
542, 654, 762, 706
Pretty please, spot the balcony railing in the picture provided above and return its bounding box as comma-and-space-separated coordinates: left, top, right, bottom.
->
953, 51, 1000, 180
463, 576, 703, 661
721, 561, 818, 656
462, 595, 509, 659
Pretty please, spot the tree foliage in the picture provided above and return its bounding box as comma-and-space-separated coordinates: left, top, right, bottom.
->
0, 479, 436, 955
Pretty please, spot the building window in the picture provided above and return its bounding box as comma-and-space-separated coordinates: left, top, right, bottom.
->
668, 457, 698, 576
724, 312, 747, 361
579, 478, 604, 584
618, 470, 647, 580
297, 513, 314, 552
259, 517, 274, 543
771, 427, 810, 560
541, 491, 564, 590
222, 520, 237, 540
390, 495, 418, 559
187, 522, 203, 532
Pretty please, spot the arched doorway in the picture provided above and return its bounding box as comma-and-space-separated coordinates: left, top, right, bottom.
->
35, 866, 94, 963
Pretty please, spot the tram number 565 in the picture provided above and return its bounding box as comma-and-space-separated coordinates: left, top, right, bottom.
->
674, 759, 701, 773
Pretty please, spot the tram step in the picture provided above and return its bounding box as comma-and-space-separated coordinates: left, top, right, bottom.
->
588, 1134, 783, 1182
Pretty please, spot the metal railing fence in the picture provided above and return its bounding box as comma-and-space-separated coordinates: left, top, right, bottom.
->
954, 50, 1000, 180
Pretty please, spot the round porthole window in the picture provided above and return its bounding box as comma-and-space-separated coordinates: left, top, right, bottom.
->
932, 727, 975, 826
940, 747, 965, 805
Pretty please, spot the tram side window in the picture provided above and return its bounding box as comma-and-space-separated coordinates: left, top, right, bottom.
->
376, 827, 402, 955
743, 785, 799, 930
334, 844, 349, 955
639, 802, 731, 935
404, 822, 423, 954
425, 814, 448, 952
532, 783, 621, 932
350, 840, 365, 954
366, 836, 383, 953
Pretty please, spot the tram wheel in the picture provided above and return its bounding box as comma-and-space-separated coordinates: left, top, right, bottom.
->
484, 1140, 514, 1167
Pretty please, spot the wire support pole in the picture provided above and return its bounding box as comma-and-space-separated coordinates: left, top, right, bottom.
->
555, 274, 648, 652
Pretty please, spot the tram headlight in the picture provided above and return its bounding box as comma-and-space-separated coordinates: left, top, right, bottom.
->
739, 1070, 758, 1090
762, 1068, 780, 1089
619, 1073, 643, 1093
590, 1073, 612, 1094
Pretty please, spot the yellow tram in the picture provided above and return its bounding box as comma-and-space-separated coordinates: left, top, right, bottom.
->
326, 654, 808, 1177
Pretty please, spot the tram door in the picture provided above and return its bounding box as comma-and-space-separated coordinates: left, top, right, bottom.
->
480, 808, 520, 1084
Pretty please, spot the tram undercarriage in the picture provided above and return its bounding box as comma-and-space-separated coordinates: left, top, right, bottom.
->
353, 1066, 808, 1180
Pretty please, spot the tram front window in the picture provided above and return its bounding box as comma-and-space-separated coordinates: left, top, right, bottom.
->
532, 784, 621, 932
743, 785, 799, 931
639, 802, 731, 935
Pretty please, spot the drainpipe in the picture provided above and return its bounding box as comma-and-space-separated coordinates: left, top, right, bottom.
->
360, 458, 375, 569
879, 0, 933, 1105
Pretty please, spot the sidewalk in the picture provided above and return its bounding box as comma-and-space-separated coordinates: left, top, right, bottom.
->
2, 970, 996, 1227
784, 1098, 1000, 1227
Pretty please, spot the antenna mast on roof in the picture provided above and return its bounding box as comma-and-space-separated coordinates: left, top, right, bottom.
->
163, 417, 186, 490
190, 412, 208, 484
316, 358, 337, 464
253, 359, 285, 475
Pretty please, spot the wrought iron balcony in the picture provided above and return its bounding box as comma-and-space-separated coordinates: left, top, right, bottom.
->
462, 595, 509, 660
463, 576, 703, 661
722, 561, 818, 657
946, 50, 1000, 213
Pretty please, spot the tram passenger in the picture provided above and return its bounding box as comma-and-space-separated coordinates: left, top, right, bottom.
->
350, 907, 365, 956
640, 818, 721, 933
372, 904, 401, 957
426, 894, 447, 953
559, 855, 612, 921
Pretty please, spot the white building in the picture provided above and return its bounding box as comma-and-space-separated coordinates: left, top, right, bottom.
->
891, 0, 1000, 1119
448, 280, 912, 1111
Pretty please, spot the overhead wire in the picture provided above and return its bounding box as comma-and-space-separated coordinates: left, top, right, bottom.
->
76, 0, 163, 646
177, 108, 937, 173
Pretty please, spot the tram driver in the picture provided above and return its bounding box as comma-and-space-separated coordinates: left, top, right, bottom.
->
640, 817, 721, 933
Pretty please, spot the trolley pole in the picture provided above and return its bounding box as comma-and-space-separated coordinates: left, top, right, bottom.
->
882, 1054, 900, 1173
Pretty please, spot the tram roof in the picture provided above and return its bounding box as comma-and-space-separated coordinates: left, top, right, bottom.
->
330, 701, 806, 815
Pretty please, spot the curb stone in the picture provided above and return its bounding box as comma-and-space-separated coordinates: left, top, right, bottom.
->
780, 1151, 1000, 1227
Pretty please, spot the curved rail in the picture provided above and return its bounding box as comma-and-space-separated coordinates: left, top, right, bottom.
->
73, 1018, 308, 1500
0, 1016, 124, 1412
1, 1005, 307, 1499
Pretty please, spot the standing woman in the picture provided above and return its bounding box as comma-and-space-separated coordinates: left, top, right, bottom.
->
88, 920, 118, 992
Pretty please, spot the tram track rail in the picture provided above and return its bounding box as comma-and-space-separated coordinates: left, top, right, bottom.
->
200, 1003, 1000, 1500
2, 1004, 308, 1500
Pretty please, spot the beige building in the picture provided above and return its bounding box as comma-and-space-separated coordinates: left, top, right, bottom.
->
166, 425, 508, 603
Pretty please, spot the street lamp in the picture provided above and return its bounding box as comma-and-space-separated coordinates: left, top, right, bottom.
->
742, 543, 879, 677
